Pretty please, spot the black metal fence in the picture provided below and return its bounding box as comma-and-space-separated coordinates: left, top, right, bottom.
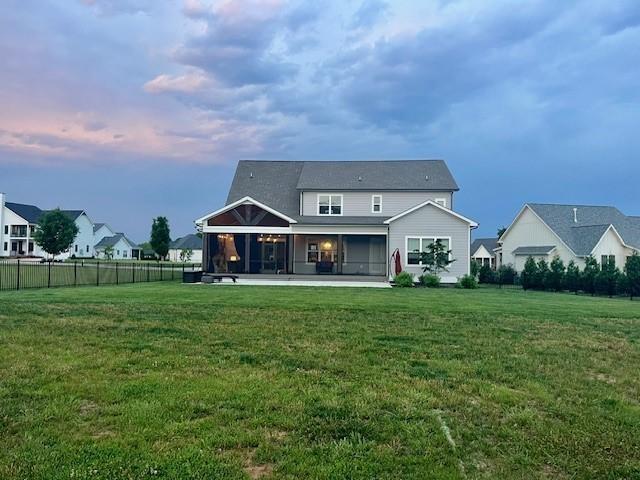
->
0, 260, 200, 292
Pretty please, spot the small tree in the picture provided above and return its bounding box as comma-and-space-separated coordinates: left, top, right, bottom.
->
546, 256, 566, 292
33, 209, 79, 259
478, 264, 495, 284
521, 257, 538, 290
595, 262, 620, 298
497, 226, 507, 238
624, 253, 640, 300
496, 265, 517, 287
565, 261, 581, 294
470, 260, 480, 279
582, 256, 599, 295
420, 239, 455, 276
179, 248, 193, 262
103, 245, 114, 260
535, 259, 549, 290
150, 217, 171, 260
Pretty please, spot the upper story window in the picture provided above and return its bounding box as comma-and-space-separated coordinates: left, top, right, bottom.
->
435, 198, 447, 208
372, 195, 382, 213
317, 194, 342, 215
601, 255, 615, 267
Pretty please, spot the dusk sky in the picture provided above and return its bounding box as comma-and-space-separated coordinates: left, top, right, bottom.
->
1, 0, 639, 242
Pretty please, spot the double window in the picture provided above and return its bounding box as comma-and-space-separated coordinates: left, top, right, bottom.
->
407, 237, 451, 265
372, 195, 382, 213
317, 194, 342, 215
601, 255, 615, 267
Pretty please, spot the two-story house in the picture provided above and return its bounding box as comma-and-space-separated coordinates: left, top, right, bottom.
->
195, 160, 478, 282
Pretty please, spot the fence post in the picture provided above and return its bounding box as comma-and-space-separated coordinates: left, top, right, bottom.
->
132, 264, 135, 283
147, 263, 150, 282
97, 261, 100, 286
74, 261, 77, 287
16, 259, 20, 291
160, 262, 163, 281
47, 261, 51, 288
116, 262, 119, 285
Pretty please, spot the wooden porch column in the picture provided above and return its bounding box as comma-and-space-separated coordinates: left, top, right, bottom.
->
244, 233, 250, 273
336, 234, 343, 274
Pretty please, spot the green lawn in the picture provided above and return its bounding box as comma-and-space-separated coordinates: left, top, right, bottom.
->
1, 284, 639, 479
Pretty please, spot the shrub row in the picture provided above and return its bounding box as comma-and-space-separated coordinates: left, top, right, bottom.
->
520, 253, 640, 299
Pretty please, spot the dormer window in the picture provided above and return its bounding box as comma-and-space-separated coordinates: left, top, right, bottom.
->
372, 195, 382, 213
318, 194, 342, 215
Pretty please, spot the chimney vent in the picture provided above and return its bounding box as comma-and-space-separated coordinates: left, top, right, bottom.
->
357, 176, 362, 182
249, 172, 254, 178
573, 207, 578, 223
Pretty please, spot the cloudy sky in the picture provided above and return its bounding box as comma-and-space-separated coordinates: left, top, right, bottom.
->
1, 0, 639, 241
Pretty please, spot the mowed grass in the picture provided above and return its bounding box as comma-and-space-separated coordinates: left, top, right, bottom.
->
0, 284, 639, 479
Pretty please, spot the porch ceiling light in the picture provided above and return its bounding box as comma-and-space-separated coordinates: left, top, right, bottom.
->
321, 241, 333, 250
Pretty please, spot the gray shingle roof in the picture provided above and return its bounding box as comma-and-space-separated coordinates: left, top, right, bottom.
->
5, 203, 84, 224
296, 160, 459, 191
171, 234, 203, 250
95, 234, 138, 249
5, 202, 43, 223
470, 238, 498, 255
527, 204, 640, 255
512, 246, 557, 256
226, 160, 459, 217
93, 223, 106, 233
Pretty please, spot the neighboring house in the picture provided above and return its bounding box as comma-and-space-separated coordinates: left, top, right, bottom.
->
470, 237, 498, 268
93, 223, 115, 245
169, 234, 203, 263
497, 204, 640, 271
195, 160, 478, 283
0, 193, 94, 259
94, 233, 139, 260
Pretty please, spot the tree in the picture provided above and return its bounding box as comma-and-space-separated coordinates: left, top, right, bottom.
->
595, 262, 620, 298
420, 239, 455, 276
625, 253, 640, 300
497, 226, 507, 238
33, 209, 79, 259
478, 264, 495, 284
565, 261, 581, 294
496, 265, 517, 287
179, 248, 193, 262
582, 256, 599, 295
546, 256, 566, 292
535, 259, 549, 290
103, 245, 114, 260
521, 257, 538, 290
150, 217, 171, 260
470, 260, 480, 279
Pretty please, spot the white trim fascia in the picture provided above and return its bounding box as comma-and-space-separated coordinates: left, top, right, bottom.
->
589, 224, 636, 254
293, 225, 388, 235
195, 196, 297, 225
316, 193, 344, 217
384, 200, 478, 226
202, 226, 293, 234
497, 204, 529, 244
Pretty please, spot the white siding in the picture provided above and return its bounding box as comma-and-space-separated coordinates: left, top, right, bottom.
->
168, 248, 203, 263
388, 203, 471, 283
301, 191, 453, 217
591, 228, 634, 268
501, 207, 580, 271
58, 213, 94, 260
94, 225, 115, 245
96, 238, 134, 260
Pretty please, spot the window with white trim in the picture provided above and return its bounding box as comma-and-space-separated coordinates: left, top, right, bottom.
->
317, 194, 342, 215
372, 195, 382, 213
435, 198, 447, 207
407, 237, 451, 265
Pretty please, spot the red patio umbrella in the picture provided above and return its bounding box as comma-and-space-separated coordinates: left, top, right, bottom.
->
391, 248, 402, 275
